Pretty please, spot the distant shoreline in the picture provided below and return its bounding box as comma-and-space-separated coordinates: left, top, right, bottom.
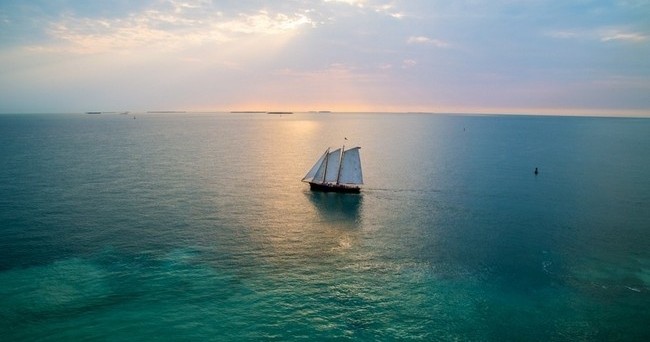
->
1, 111, 647, 119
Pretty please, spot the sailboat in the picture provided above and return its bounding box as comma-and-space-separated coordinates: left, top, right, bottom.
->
302, 146, 363, 193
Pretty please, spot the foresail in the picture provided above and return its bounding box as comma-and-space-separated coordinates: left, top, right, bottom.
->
302, 149, 328, 182
324, 148, 341, 183
338, 147, 363, 185
312, 149, 330, 184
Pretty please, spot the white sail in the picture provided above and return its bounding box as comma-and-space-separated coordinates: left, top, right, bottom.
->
324, 148, 341, 183
338, 147, 363, 185
312, 150, 329, 184
302, 149, 328, 182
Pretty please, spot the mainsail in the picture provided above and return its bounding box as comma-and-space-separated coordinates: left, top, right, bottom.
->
338, 147, 363, 185
323, 148, 341, 183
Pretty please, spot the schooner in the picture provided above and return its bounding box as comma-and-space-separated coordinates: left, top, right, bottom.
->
302, 146, 363, 193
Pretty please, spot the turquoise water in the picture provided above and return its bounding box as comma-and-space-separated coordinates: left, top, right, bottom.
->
1, 113, 649, 340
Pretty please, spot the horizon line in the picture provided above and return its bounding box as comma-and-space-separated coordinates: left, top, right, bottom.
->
2, 109, 649, 118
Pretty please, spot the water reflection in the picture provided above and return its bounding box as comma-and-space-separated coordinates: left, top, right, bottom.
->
306, 191, 363, 229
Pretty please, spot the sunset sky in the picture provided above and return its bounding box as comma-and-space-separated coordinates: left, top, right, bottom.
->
1, 0, 648, 115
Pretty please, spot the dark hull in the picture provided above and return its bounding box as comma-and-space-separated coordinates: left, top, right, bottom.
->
309, 182, 360, 193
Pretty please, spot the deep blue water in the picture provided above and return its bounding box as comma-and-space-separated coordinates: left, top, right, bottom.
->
1, 112, 649, 340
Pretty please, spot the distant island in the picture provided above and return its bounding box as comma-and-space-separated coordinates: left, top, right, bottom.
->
267, 111, 293, 114
86, 111, 130, 115
230, 111, 267, 113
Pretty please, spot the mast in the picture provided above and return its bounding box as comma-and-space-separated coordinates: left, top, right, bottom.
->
336, 145, 344, 185
322, 147, 330, 184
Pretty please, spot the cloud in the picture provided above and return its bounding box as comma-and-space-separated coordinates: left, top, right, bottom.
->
546, 27, 648, 44
545, 30, 580, 39
324, 0, 404, 18
407, 36, 449, 48
324, 0, 366, 7
32, 4, 316, 54
402, 59, 417, 68
600, 29, 647, 42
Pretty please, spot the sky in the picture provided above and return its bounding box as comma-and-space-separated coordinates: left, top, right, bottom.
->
0, 0, 649, 115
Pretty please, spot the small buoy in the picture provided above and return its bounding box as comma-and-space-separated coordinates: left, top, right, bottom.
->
534, 167, 539, 175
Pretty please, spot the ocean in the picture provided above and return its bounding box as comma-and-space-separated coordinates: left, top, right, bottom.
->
1, 112, 649, 340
